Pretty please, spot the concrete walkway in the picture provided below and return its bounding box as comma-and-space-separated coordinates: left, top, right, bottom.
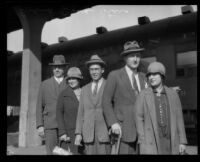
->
7, 145, 197, 155
7, 145, 46, 155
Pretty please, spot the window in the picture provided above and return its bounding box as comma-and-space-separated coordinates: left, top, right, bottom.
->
176, 51, 197, 77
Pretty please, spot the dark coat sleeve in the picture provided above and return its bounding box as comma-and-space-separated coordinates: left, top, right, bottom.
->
102, 71, 118, 128
56, 91, 67, 137
36, 83, 44, 129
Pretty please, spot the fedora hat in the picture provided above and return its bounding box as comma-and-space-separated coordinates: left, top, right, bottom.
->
66, 67, 83, 80
121, 41, 145, 56
49, 55, 69, 66
85, 54, 106, 68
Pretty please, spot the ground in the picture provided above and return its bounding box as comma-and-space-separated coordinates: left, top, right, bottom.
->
7, 132, 197, 155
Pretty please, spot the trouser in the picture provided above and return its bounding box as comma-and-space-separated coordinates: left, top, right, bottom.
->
44, 128, 58, 155
118, 140, 138, 154
85, 140, 111, 155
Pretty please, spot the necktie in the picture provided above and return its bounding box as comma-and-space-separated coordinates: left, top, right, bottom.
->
93, 81, 98, 96
132, 73, 139, 93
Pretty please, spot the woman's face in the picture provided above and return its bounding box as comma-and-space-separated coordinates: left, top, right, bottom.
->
148, 73, 162, 87
67, 78, 80, 89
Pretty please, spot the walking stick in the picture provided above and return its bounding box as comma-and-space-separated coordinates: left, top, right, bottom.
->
110, 130, 122, 155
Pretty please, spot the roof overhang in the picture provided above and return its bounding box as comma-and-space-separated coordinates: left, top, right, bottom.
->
7, 5, 94, 33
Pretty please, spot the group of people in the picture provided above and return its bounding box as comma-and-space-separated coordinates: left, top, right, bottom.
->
36, 40, 187, 155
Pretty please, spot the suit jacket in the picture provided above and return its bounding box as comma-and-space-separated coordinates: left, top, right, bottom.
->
102, 67, 147, 142
135, 86, 187, 154
36, 77, 67, 129
75, 78, 110, 143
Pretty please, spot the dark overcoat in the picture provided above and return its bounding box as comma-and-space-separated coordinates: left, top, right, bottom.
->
56, 86, 83, 154
36, 77, 67, 129
102, 67, 147, 142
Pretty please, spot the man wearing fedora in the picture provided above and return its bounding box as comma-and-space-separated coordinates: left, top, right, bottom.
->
36, 55, 69, 155
75, 54, 110, 154
102, 41, 148, 154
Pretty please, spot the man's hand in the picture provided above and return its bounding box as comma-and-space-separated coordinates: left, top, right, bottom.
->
111, 123, 122, 135
179, 144, 186, 154
74, 134, 82, 146
59, 134, 70, 142
37, 126, 44, 138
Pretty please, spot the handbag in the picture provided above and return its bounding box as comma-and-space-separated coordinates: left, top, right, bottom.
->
179, 150, 189, 155
52, 140, 73, 155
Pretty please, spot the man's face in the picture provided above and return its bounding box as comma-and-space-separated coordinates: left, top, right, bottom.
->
52, 65, 65, 78
124, 52, 141, 70
67, 78, 80, 89
148, 73, 162, 87
89, 64, 104, 82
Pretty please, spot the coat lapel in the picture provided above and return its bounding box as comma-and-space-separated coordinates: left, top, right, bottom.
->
120, 68, 137, 102
95, 78, 106, 106
60, 79, 67, 92
87, 82, 96, 106
49, 77, 58, 99
50, 77, 67, 98
138, 72, 146, 91
145, 88, 160, 151
164, 86, 176, 148
63, 86, 79, 105
88, 79, 106, 107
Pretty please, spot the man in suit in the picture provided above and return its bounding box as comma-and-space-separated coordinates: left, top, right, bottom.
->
36, 55, 69, 155
102, 41, 148, 154
135, 62, 187, 154
75, 54, 110, 154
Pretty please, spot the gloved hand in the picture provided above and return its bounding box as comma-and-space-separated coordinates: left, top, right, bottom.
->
74, 134, 82, 146
179, 144, 186, 155
111, 123, 122, 135
59, 134, 70, 142
37, 126, 45, 138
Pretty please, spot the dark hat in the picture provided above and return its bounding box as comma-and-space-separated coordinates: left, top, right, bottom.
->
49, 55, 69, 66
66, 67, 83, 80
85, 54, 106, 68
121, 41, 145, 56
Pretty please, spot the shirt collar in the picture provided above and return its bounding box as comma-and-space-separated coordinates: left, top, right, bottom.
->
125, 65, 138, 76
93, 77, 103, 85
54, 76, 64, 83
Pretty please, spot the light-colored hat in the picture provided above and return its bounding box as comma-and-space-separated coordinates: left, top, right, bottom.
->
85, 54, 106, 68
49, 55, 69, 66
66, 67, 83, 79
146, 61, 166, 77
121, 41, 145, 56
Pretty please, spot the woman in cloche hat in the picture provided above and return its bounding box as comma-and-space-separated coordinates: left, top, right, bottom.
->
56, 67, 85, 155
